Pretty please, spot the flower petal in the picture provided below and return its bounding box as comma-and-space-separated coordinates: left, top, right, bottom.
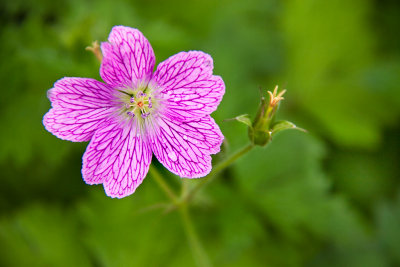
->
43, 78, 115, 142
82, 119, 152, 198
152, 51, 225, 121
100, 26, 156, 88
148, 115, 224, 178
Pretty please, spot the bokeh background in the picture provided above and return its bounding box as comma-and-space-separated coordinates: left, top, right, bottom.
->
1, 0, 399, 266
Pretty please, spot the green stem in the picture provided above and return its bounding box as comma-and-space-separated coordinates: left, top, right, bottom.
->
149, 165, 179, 204
179, 204, 211, 267
184, 143, 254, 203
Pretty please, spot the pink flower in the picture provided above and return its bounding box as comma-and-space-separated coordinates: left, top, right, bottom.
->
43, 26, 225, 198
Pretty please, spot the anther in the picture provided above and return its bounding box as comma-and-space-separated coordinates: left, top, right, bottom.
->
137, 92, 146, 98
130, 97, 135, 103
141, 112, 150, 118
127, 111, 135, 117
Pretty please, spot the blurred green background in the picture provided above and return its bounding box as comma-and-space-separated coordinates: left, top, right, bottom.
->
1, 0, 399, 266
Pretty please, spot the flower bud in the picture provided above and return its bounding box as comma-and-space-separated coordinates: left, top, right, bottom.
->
247, 86, 285, 145
248, 86, 305, 146
231, 85, 304, 146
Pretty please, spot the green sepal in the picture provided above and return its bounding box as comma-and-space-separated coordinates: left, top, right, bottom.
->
234, 114, 252, 127
248, 127, 271, 146
271, 120, 306, 137
225, 114, 253, 127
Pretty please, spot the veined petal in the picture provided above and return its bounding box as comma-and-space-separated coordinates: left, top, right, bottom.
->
101, 26, 156, 88
152, 51, 225, 121
148, 115, 224, 178
43, 78, 115, 142
82, 119, 152, 198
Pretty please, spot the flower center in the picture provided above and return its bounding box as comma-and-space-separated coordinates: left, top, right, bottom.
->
123, 91, 153, 118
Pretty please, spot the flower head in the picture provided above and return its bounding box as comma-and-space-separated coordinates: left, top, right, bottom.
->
43, 26, 225, 198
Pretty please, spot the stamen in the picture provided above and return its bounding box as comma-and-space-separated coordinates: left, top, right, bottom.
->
120, 88, 155, 121
137, 92, 146, 98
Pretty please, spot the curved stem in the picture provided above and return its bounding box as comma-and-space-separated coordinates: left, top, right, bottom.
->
179, 204, 211, 267
149, 165, 179, 204
184, 143, 254, 203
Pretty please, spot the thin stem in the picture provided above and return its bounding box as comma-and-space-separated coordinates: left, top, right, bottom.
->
185, 143, 254, 202
181, 178, 190, 200
149, 165, 179, 204
179, 204, 211, 267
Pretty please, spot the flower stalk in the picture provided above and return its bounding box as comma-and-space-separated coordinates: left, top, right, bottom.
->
148, 165, 179, 205
179, 203, 211, 267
